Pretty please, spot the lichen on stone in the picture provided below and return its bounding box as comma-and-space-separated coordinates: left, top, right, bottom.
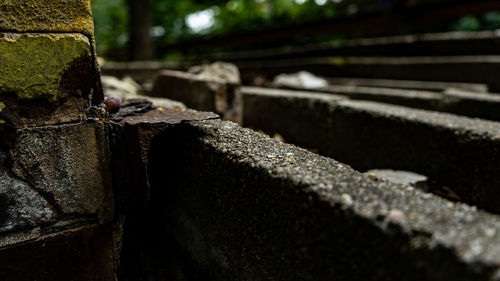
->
0, 0, 94, 35
0, 33, 91, 101
0, 102, 4, 124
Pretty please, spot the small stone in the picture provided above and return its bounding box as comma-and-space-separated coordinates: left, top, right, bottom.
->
387, 209, 406, 223
340, 193, 354, 206
105, 96, 122, 113
365, 169, 428, 190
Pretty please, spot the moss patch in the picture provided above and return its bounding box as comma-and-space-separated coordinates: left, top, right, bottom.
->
0, 102, 4, 125
0, 33, 91, 101
0, 0, 94, 35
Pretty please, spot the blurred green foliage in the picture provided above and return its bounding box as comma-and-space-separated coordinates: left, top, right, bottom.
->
451, 12, 500, 32
91, 0, 129, 55
92, 0, 370, 56
90, 0, 500, 58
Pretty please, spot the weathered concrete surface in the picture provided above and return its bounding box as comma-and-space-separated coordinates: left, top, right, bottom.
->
148, 119, 500, 281
242, 87, 346, 146
326, 77, 488, 92
443, 88, 500, 121
365, 169, 428, 190
151, 69, 242, 123
0, 225, 115, 281
267, 84, 500, 122
328, 100, 500, 212
6, 121, 113, 221
242, 88, 500, 213
320, 84, 443, 111
236, 55, 500, 91
0, 0, 94, 35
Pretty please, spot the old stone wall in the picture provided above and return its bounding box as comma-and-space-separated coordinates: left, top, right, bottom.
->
0, 1, 114, 280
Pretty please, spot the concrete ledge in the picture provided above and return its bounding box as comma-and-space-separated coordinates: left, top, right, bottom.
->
328, 100, 500, 213
242, 88, 500, 213
262, 84, 500, 122
147, 119, 500, 280
242, 87, 346, 146
326, 77, 488, 92
237, 56, 500, 91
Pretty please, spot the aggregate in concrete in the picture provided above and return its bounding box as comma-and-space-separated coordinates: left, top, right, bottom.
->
147, 118, 500, 281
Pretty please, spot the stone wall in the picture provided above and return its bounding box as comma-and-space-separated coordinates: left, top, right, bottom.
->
0, 2, 114, 280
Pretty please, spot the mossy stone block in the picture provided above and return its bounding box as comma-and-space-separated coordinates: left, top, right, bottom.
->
0, 33, 92, 101
0, 0, 94, 35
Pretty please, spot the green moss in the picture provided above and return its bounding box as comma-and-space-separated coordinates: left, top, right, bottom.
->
0, 33, 91, 101
0, 0, 94, 35
0, 102, 4, 125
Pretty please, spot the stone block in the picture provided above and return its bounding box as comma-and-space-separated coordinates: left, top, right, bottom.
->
328, 100, 500, 212
146, 119, 500, 280
242, 86, 346, 147
7, 121, 113, 221
287, 84, 500, 122
0, 33, 93, 127
151, 69, 242, 123
0, 0, 94, 35
0, 33, 92, 101
241, 88, 500, 213
0, 225, 115, 281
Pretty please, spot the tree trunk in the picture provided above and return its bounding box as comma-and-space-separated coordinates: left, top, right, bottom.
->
128, 0, 154, 60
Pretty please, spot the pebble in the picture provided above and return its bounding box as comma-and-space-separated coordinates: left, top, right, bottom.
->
341, 193, 354, 206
